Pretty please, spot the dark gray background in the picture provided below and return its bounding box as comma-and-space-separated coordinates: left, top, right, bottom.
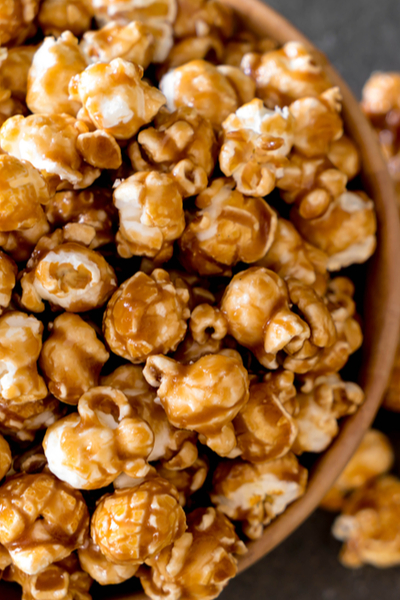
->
220, 2, 400, 599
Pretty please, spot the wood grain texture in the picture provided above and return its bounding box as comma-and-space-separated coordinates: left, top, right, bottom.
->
2, 1, 400, 599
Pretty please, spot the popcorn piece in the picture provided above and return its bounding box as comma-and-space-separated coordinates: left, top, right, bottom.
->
78, 539, 138, 585
155, 456, 208, 506
332, 476, 400, 568
189, 303, 227, 345
141, 507, 246, 600
292, 374, 364, 454
0, 114, 100, 188
26, 32, 87, 117
0, 0, 40, 46
0, 211, 50, 263
11, 445, 47, 475
103, 269, 190, 363
262, 369, 298, 416
291, 190, 377, 270
40, 314, 109, 405
91, 477, 186, 565
257, 217, 328, 287
92, 0, 177, 26
174, 0, 233, 39
0, 155, 49, 233
113, 171, 185, 261
81, 20, 154, 68
4, 553, 93, 600
20, 233, 117, 313
179, 179, 278, 275
143, 351, 250, 456
219, 99, 294, 196
0, 395, 64, 442
220, 267, 310, 368
361, 72, 400, 123
160, 60, 254, 130
0, 312, 47, 405
161, 34, 224, 71
69, 59, 166, 139
0, 472, 89, 575
102, 364, 198, 470
241, 41, 331, 109
223, 32, 277, 67
45, 187, 116, 250
211, 453, 307, 539
290, 87, 343, 158
0, 435, 11, 480
76, 130, 122, 170
0, 46, 36, 101
129, 107, 217, 197
327, 135, 361, 180
44, 386, 154, 489
0, 251, 16, 308
38, 0, 94, 36
321, 430, 394, 511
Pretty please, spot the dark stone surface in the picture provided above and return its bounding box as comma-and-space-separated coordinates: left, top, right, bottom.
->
220, 2, 400, 599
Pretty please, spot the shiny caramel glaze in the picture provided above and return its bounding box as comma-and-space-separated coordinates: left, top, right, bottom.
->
38, 0, 94, 37
1, 46, 36, 101
155, 455, 209, 506
0, 394, 63, 442
0, 434, 11, 480
0, 0, 39, 46
78, 539, 138, 586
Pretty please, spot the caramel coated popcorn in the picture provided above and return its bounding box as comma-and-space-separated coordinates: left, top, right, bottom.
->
0, 434, 11, 480
38, 0, 94, 37
78, 539, 138, 585
0, 0, 39, 46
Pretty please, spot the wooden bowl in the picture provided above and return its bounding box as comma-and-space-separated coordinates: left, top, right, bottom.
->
2, 1, 400, 599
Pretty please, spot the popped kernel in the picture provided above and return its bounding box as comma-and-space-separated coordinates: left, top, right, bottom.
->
103, 269, 190, 363
174, 0, 233, 39
0, 0, 40, 46
0, 45, 36, 102
155, 456, 208, 506
0, 394, 64, 442
0, 435, 11, 480
0, 250, 17, 308
38, 0, 94, 36
78, 539, 138, 585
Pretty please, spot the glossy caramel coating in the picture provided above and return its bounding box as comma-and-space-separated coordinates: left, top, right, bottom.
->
321, 430, 394, 512
26, 32, 87, 117
76, 130, 122, 170
0, 212, 50, 263
0, 395, 64, 442
141, 507, 246, 600
241, 41, 331, 109
0, 46, 36, 102
143, 350, 249, 456
44, 386, 154, 489
0, 434, 11, 480
103, 269, 190, 363
39, 314, 109, 405
327, 135, 361, 180
78, 539, 138, 586
211, 453, 307, 539
161, 34, 224, 72
114, 171, 185, 261
220, 267, 310, 368
91, 0, 177, 27
0, 473, 89, 575
332, 476, 400, 568
38, 0, 94, 36
102, 364, 198, 470
69, 59, 166, 140
91, 477, 186, 565
220, 99, 294, 197
174, 0, 233, 39
189, 303, 228, 345
0, 0, 39, 46
155, 456, 208, 506
0, 251, 16, 308
179, 179, 277, 276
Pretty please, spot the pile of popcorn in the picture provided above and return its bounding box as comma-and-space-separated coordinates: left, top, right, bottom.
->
0, 0, 378, 597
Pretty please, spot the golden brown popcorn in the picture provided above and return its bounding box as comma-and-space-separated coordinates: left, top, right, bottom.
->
231, 379, 298, 463
0, 154, 49, 233
211, 453, 308, 539
257, 217, 328, 287
128, 106, 217, 197
262, 369, 298, 415
220, 267, 310, 369
327, 135, 361, 180
277, 154, 348, 220
0, 114, 100, 189
0, 472, 89, 575
161, 34, 224, 71
69, 59, 166, 140
92, 0, 177, 26
0, 0, 39, 46
0, 544, 11, 577
220, 99, 294, 197
241, 41, 331, 109
81, 20, 154, 68
4, 554, 93, 600
290, 87, 343, 158
45, 188, 116, 250
143, 350, 249, 456
91, 477, 186, 565
0, 395, 64, 442
174, 0, 233, 39
38, 0, 94, 37
26, 32, 87, 117
0, 251, 16, 308
0, 46, 36, 102
76, 130, 122, 170
0, 212, 50, 263
141, 506, 246, 600
321, 430, 394, 512
189, 303, 227, 345
223, 31, 277, 68
101, 364, 198, 470
292, 374, 364, 455
332, 476, 400, 568
20, 231, 117, 313
291, 190, 377, 270
78, 539, 138, 586
39, 313, 109, 405
43, 386, 154, 489
103, 269, 190, 363
361, 72, 400, 123
113, 171, 185, 261
155, 456, 208, 506
0, 434, 11, 480
0, 312, 47, 405
160, 60, 254, 130
179, 179, 277, 276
